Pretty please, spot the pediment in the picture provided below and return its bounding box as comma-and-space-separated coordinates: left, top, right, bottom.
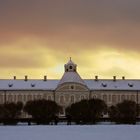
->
56, 83, 89, 92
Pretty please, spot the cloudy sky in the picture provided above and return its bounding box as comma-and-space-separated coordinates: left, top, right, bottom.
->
0, 0, 140, 79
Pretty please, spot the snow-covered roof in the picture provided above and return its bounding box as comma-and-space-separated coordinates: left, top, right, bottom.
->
58, 72, 86, 86
0, 80, 59, 90
84, 79, 140, 91
0, 79, 140, 91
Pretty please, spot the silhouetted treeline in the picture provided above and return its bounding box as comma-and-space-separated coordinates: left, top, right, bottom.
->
24, 99, 60, 124
66, 99, 107, 124
0, 99, 139, 125
108, 100, 139, 124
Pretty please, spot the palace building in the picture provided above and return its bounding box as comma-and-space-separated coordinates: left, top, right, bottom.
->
0, 58, 140, 115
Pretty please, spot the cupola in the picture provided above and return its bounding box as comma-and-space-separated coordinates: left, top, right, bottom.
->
64, 57, 77, 72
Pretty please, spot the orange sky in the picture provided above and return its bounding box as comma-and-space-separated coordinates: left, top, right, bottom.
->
0, 0, 140, 79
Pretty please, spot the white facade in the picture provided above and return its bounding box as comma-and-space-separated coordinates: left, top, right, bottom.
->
0, 59, 140, 115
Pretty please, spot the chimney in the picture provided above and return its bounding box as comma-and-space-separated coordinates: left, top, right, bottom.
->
95, 76, 98, 81
13, 76, 16, 80
25, 75, 28, 81
44, 75, 47, 81
122, 76, 125, 80
113, 76, 116, 81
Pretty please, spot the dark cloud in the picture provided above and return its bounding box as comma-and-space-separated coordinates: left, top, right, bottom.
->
0, 0, 140, 50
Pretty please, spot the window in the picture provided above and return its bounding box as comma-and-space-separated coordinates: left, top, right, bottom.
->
103, 95, 107, 102
60, 96, 64, 104
27, 95, 32, 101
92, 95, 96, 99
70, 95, 74, 103
8, 95, 12, 102
118, 95, 121, 102
131, 95, 135, 101
121, 95, 125, 101
37, 95, 41, 99
14, 95, 17, 102
108, 95, 111, 102
0, 95, 3, 103
23, 95, 26, 102
48, 96, 52, 100
127, 95, 129, 100
81, 96, 84, 100
70, 85, 74, 89
43, 94, 47, 100
112, 95, 116, 103
18, 95, 22, 101
69, 66, 73, 69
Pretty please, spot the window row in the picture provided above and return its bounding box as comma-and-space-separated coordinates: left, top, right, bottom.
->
59, 95, 86, 104
0, 94, 53, 103
101, 94, 137, 103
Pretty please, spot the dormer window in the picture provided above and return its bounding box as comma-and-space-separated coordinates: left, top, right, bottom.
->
31, 84, 35, 87
8, 84, 13, 87
128, 83, 133, 87
102, 83, 107, 87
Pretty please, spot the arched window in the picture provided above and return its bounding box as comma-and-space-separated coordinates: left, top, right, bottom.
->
118, 95, 121, 102
131, 95, 135, 101
70, 95, 74, 103
23, 95, 26, 102
0, 95, 3, 103
121, 95, 125, 101
37, 95, 41, 99
14, 95, 17, 102
43, 94, 47, 100
8, 95, 12, 102
108, 95, 111, 102
48, 96, 52, 100
127, 95, 129, 100
18, 95, 22, 102
112, 95, 116, 103
27, 95, 32, 101
103, 95, 107, 102
92, 95, 96, 99
60, 96, 64, 104
81, 95, 84, 100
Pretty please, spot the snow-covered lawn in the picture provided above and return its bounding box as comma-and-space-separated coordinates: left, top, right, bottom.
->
0, 125, 140, 140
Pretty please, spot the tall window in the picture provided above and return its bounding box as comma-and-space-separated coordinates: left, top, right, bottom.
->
70, 95, 74, 103
81, 95, 84, 100
37, 95, 41, 99
27, 95, 32, 101
18, 95, 22, 101
127, 95, 129, 100
118, 95, 121, 102
131, 95, 135, 101
48, 96, 52, 100
8, 95, 12, 102
23, 95, 26, 102
112, 95, 116, 103
103, 95, 107, 102
0, 95, 3, 103
121, 95, 125, 101
60, 96, 64, 104
108, 95, 111, 102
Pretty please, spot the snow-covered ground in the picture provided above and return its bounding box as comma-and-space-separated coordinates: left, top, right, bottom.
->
0, 125, 140, 140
